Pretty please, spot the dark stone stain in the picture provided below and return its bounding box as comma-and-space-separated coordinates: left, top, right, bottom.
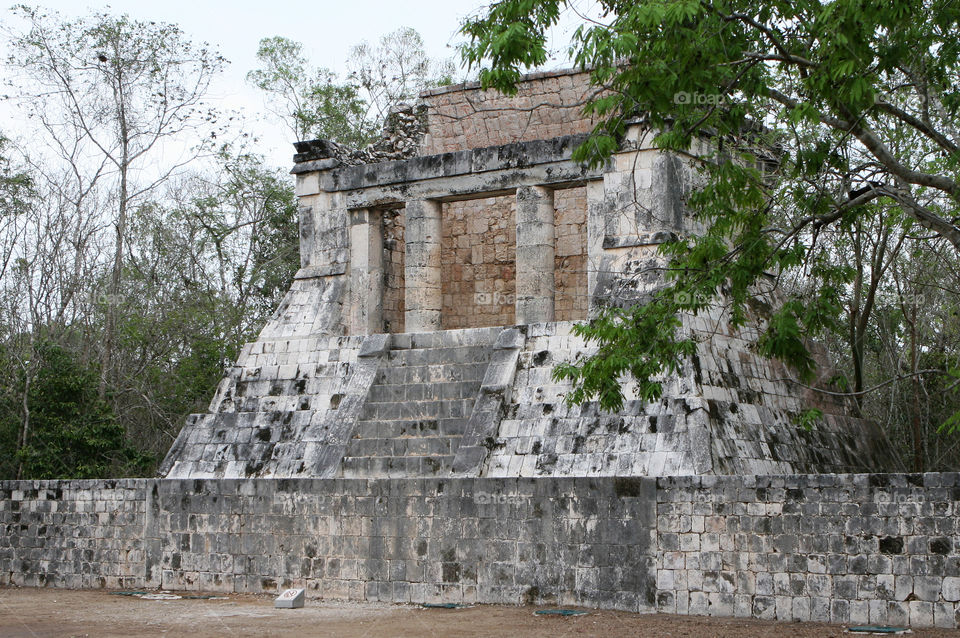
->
614, 477, 645, 498
536, 453, 558, 473
930, 538, 952, 555
523, 586, 541, 605
879, 536, 904, 554
571, 435, 586, 454
256, 428, 272, 442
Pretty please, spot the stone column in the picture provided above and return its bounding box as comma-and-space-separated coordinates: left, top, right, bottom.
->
585, 179, 608, 315
515, 185, 555, 324
348, 209, 384, 335
404, 199, 442, 332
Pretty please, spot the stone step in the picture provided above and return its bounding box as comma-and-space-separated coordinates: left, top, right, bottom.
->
359, 387, 485, 416
389, 327, 501, 351
353, 417, 470, 439
370, 362, 489, 387
384, 345, 493, 366
340, 454, 454, 478
347, 436, 457, 457
335, 331, 500, 478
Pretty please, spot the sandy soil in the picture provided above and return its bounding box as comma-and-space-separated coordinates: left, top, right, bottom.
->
2, 587, 960, 637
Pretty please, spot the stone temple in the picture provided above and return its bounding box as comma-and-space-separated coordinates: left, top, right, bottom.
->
12, 72, 960, 630
160, 69, 896, 480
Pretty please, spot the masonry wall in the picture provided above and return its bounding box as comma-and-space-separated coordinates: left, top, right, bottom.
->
655, 473, 960, 628
440, 196, 516, 330
1, 477, 654, 610
420, 70, 598, 154
0, 480, 153, 589
3, 474, 960, 628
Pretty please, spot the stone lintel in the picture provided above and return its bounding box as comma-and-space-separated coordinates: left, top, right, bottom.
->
321, 134, 592, 192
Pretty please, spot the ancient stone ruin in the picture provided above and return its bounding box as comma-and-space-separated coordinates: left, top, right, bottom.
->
160, 68, 896, 481
10, 70, 958, 631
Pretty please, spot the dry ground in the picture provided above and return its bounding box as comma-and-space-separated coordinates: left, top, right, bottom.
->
2, 587, 960, 637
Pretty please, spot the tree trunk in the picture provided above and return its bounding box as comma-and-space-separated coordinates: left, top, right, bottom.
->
910, 305, 923, 471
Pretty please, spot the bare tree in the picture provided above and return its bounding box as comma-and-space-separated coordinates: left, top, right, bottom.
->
5, 5, 226, 397
347, 27, 456, 126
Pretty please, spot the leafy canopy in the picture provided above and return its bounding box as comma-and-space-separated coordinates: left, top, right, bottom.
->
461, 0, 960, 410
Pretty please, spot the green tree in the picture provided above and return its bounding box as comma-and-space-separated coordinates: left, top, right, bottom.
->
247, 36, 374, 145
461, 0, 960, 425
2, 341, 150, 479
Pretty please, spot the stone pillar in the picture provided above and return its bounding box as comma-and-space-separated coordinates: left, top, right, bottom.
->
585, 179, 608, 315
515, 185, 555, 324
348, 209, 384, 335
404, 199, 442, 332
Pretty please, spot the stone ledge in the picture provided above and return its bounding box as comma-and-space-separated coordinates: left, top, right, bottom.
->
301, 135, 591, 191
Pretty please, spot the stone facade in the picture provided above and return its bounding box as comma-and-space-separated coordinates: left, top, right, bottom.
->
4, 473, 960, 628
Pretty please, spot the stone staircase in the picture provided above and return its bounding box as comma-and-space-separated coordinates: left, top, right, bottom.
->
339, 327, 500, 477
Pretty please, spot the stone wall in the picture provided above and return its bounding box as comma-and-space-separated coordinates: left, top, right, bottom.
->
1, 477, 654, 609
420, 70, 598, 154
0, 480, 153, 589
440, 196, 516, 330
4, 474, 960, 627
654, 473, 960, 628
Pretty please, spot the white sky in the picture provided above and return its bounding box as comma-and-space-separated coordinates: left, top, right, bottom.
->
2, 1, 587, 169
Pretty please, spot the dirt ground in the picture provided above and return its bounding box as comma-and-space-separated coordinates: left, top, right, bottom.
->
2, 587, 960, 638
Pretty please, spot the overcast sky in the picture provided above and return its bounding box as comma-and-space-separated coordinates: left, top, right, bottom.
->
2, 1, 586, 168
3, 0, 490, 167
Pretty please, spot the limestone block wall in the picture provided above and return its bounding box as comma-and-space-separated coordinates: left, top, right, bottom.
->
420, 70, 598, 154
1, 477, 655, 610
4, 474, 960, 628
0, 480, 154, 589
160, 334, 379, 479
440, 196, 517, 330
484, 323, 698, 478
683, 309, 897, 475
655, 473, 960, 628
